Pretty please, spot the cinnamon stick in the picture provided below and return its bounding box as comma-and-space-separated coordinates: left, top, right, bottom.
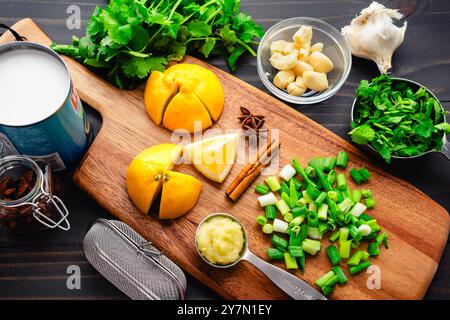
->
226, 136, 279, 202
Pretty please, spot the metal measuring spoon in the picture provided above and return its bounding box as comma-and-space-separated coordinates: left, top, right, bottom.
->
195, 213, 327, 300
351, 77, 450, 161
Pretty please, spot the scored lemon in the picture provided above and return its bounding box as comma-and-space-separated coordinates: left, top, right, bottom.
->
144, 63, 224, 133
183, 133, 239, 183
126, 143, 202, 219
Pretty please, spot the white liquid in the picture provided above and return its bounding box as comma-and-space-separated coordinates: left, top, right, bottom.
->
0, 48, 70, 126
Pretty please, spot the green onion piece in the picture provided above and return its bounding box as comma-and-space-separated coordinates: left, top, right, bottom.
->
337, 173, 347, 191
350, 240, 360, 249
291, 177, 302, 190
289, 216, 304, 227
292, 158, 317, 188
347, 250, 363, 266
265, 176, 281, 192
376, 233, 388, 248
358, 167, 371, 181
361, 251, 370, 261
324, 157, 336, 171
337, 197, 354, 214
359, 213, 374, 222
315, 271, 335, 288
318, 222, 328, 234
350, 168, 364, 185
255, 183, 270, 195
300, 225, 308, 242
307, 211, 319, 227
368, 242, 380, 256
318, 203, 328, 221
361, 189, 372, 198
315, 167, 334, 192
308, 202, 317, 213
305, 165, 316, 178
322, 286, 334, 296
349, 225, 363, 242
352, 189, 362, 203
275, 199, 290, 216
306, 184, 321, 200
265, 205, 277, 220
281, 191, 290, 205
301, 190, 314, 204
284, 252, 298, 269
309, 157, 326, 170
315, 192, 327, 206
326, 245, 341, 265
291, 205, 307, 217
266, 248, 284, 260
365, 198, 376, 209
262, 223, 273, 234
298, 255, 305, 271
349, 261, 371, 274
343, 185, 353, 201
329, 230, 340, 242
284, 212, 294, 223
272, 234, 288, 249
366, 219, 381, 232
336, 151, 349, 168
289, 179, 298, 208
307, 226, 322, 240
327, 170, 337, 185
289, 229, 302, 246
324, 275, 339, 287
339, 240, 351, 259
288, 245, 304, 258
280, 181, 290, 195
256, 215, 267, 226
331, 266, 348, 284
327, 191, 339, 202
302, 239, 321, 255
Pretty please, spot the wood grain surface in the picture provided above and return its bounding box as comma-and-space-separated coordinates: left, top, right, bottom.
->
2, 17, 448, 300
0, 0, 449, 300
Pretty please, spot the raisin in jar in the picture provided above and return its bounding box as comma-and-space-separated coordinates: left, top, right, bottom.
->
0, 155, 69, 232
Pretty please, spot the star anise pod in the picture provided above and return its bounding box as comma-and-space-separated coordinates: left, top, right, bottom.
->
238, 107, 266, 136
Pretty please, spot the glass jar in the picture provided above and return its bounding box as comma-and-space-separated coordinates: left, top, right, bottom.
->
0, 155, 70, 232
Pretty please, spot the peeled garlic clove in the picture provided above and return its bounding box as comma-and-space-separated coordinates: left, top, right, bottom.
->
293, 25, 313, 50
303, 71, 329, 92
270, 40, 288, 55
287, 81, 307, 97
341, 1, 407, 74
298, 48, 310, 61
292, 60, 313, 76
295, 76, 306, 89
283, 42, 299, 56
310, 42, 324, 52
309, 51, 334, 73
270, 52, 298, 70
273, 70, 296, 89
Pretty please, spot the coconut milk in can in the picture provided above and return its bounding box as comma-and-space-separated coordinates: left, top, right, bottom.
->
0, 42, 90, 171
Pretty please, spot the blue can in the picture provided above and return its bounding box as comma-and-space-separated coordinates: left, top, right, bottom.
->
0, 42, 90, 171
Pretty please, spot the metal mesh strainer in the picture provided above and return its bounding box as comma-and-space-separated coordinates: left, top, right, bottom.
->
83, 218, 186, 300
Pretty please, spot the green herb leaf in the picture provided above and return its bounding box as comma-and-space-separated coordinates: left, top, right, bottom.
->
122, 56, 168, 79
349, 124, 376, 145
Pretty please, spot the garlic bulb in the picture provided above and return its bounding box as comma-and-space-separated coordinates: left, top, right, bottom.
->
341, 1, 407, 74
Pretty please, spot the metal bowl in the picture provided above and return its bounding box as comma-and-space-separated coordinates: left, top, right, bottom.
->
350, 77, 450, 161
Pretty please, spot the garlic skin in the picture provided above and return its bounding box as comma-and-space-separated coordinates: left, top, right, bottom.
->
341, 1, 407, 74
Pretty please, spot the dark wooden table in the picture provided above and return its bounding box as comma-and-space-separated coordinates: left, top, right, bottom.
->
0, 0, 448, 300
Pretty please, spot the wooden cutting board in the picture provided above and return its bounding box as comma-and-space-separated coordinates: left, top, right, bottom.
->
2, 19, 449, 300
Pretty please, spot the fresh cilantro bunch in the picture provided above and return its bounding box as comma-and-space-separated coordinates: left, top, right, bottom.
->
350, 75, 450, 163
51, 0, 264, 89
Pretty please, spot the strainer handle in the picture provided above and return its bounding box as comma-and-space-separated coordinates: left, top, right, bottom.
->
242, 250, 327, 300
441, 138, 450, 160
